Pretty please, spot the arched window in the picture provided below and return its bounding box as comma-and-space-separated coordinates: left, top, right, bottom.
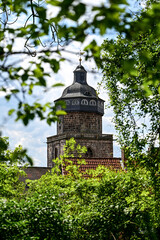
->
98, 101, 101, 107
72, 99, 79, 105
98, 101, 104, 108
65, 100, 70, 105
81, 99, 88, 105
85, 147, 93, 157
101, 102, 104, 108
89, 100, 96, 106
55, 148, 58, 159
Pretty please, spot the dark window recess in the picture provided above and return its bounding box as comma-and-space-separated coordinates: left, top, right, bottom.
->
98, 119, 100, 130
85, 147, 93, 157
80, 73, 84, 82
55, 148, 58, 159
75, 72, 85, 83
76, 72, 80, 83
84, 91, 91, 96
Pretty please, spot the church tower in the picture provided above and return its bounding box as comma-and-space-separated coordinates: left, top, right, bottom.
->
47, 63, 113, 167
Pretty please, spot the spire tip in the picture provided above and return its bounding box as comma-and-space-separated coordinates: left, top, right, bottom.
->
79, 51, 85, 65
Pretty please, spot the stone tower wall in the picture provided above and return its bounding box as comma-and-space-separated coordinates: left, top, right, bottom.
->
75, 138, 113, 158
47, 135, 113, 168
57, 112, 102, 135
47, 64, 114, 169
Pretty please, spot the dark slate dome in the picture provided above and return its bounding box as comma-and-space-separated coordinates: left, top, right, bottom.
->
61, 82, 97, 99
55, 64, 104, 115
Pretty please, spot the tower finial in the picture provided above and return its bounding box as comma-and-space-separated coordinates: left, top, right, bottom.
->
79, 51, 84, 66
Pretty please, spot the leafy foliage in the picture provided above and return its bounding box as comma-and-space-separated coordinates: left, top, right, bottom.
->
0, 163, 25, 199
0, 167, 159, 239
52, 137, 87, 178
101, 4, 160, 233
101, 1, 160, 156
102, 35, 160, 147
0, 136, 32, 199
0, 136, 32, 165
0, 137, 32, 199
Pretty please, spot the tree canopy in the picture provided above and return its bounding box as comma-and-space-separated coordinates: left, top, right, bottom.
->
101, 2, 160, 224
0, 136, 32, 199
101, 0, 160, 152
0, 164, 159, 239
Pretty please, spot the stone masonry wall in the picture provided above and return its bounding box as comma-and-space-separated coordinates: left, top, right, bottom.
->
57, 112, 102, 135
47, 136, 113, 167
47, 139, 66, 167
74, 138, 113, 158
19, 167, 51, 182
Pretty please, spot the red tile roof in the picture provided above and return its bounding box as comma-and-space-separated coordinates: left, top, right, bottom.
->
62, 158, 122, 176
20, 167, 51, 181
20, 158, 122, 181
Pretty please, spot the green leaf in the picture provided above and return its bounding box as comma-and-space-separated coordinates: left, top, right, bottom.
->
51, 83, 64, 87
5, 94, 11, 101
8, 109, 15, 116
56, 110, 66, 115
